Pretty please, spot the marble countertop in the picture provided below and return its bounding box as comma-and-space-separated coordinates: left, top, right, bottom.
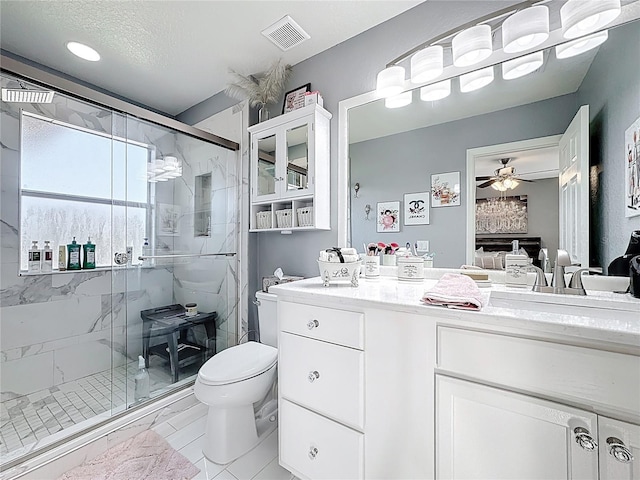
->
270, 275, 640, 350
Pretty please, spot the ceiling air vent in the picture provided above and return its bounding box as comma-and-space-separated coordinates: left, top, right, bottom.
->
262, 15, 310, 51
1, 88, 55, 104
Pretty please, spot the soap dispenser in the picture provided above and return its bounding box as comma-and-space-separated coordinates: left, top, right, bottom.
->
82, 237, 96, 269
42, 241, 53, 273
134, 355, 150, 402
67, 237, 81, 270
28, 240, 41, 273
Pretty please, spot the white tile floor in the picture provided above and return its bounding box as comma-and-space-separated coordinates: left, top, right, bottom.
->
152, 403, 295, 480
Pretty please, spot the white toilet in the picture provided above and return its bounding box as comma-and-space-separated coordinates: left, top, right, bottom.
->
194, 291, 278, 464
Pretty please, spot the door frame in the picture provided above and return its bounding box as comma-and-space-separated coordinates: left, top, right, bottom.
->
465, 135, 563, 266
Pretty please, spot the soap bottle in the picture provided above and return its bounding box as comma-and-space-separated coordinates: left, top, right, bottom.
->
82, 237, 96, 269
42, 241, 53, 273
67, 237, 81, 270
58, 245, 67, 271
141, 237, 151, 267
134, 355, 150, 402
28, 241, 41, 273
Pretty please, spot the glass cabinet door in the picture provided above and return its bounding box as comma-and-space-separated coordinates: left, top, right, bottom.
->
256, 134, 277, 198
285, 124, 309, 194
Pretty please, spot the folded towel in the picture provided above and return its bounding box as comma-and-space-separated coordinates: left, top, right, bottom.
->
319, 247, 360, 263
319, 251, 360, 263
421, 273, 485, 311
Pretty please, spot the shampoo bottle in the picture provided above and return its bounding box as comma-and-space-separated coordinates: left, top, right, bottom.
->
67, 237, 81, 270
42, 241, 53, 273
28, 241, 41, 273
82, 237, 96, 269
58, 245, 67, 271
134, 355, 150, 402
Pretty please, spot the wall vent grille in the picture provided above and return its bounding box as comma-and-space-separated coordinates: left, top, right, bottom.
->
262, 15, 310, 51
1, 88, 55, 104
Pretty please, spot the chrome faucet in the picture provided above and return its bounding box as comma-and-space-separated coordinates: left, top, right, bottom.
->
550, 249, 572, 290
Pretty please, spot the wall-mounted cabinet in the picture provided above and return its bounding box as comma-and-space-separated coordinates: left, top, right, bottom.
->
249, 103, 331, 232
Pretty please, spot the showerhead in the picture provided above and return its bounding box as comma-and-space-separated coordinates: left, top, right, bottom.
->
1, 88, 55, 104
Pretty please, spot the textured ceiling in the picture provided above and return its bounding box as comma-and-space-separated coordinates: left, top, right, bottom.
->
0, 0, 422, 115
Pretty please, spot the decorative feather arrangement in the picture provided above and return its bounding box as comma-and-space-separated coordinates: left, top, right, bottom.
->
225, 59, 292, 108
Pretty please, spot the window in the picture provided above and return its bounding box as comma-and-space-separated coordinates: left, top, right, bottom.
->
20, 112, 150, 271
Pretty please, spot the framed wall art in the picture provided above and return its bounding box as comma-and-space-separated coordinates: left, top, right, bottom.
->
377, 201, 400, 233
431, 171, 460, 207
282, 83, 311, 114
404, 192, 430, 225
625, 115, 640, 217
476, 196, 528, 234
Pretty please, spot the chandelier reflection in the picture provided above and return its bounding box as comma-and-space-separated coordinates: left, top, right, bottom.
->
476, 196, 528, 234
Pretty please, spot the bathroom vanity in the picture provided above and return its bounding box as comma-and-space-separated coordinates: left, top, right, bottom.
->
270, 275, 640, 480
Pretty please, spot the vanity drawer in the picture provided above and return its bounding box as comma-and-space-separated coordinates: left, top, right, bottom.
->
279, 332, 364, 429
437, 326, 640, 419
279, 301, 363, 349
280, 399, 363, 480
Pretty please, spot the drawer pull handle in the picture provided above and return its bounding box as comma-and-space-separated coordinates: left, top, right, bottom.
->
308, 370, 320, 382
574, 427, 597, 451
607, 437, 634, 463
307, 319, 319, 330
308, 446, 318, 460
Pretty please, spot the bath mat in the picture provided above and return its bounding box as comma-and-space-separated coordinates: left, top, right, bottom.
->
57, 429, 200, 480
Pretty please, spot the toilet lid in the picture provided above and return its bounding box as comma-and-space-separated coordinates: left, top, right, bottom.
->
198, 342, 278, 385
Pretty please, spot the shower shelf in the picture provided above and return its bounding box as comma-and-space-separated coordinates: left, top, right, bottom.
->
18, 265, 157, 276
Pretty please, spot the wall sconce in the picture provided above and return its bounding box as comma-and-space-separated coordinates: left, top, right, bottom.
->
365, 204, 371, 220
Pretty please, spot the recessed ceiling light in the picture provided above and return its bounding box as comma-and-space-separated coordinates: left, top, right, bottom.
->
66, 42, 101, 62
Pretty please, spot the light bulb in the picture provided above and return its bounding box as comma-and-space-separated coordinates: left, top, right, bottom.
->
556, 30, 608, 59
460, 67, 494, 93
420, 79, 451, 101
561, 0, 620, 39
502, 6, 549, 53
503, 178, 514, 188
452, 25, 493, 67
385, 91, 412, 109
376, 66, 405, 98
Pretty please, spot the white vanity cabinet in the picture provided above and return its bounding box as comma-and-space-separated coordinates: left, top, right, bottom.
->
277, 299, 437, 480
436, 325, 640, 480
249, 104, 331, 232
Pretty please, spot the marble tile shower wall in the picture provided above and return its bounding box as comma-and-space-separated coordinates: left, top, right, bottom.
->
0, 90, 174, 400
171, 135, 239, 350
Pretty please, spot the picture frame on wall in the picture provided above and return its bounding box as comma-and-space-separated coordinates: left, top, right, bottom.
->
377, 201, 400, 233
625, 115, 640, 217
282, 83, 311, 114
404, 192, 430, 225
431, 171, 461, 207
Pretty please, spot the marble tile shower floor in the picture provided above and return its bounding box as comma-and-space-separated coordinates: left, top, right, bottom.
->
0, 357, 199, 457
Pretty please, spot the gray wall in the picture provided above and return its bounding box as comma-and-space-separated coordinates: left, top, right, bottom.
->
476, 178, 560, 258
350, 94, 576, 267
576, 21, 640, 271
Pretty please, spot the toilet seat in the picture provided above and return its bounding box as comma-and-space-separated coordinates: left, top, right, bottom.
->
198, 341, 278, 386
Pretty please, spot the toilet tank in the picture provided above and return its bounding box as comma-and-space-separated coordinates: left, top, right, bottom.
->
256, 291, 278, 347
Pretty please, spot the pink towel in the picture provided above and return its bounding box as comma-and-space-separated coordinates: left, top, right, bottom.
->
421, 273, 485, 311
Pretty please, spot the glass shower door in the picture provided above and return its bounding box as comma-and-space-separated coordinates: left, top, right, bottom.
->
115, 115, 239, 406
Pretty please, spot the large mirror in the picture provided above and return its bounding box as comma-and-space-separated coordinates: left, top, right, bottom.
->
345, 18, 640, 272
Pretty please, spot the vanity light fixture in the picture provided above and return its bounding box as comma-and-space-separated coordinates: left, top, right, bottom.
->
560, 0, 621, 39
502, 5, 549, 53
555, 30, 609, 59
376, 66, 405, 98
147, 156, 183, 182
420, 79, 451, 102
410, 46, 444, 84
452, 25, 493, 67
385, 90, 412, 109
502, 51, 544, 80
66, 41, 101, 62
460, 67, 494, 93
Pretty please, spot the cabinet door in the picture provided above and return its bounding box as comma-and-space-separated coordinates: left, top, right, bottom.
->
281, 119, 314, 198
252, 132, 279, 201
436, 375, 599, 480
599, 417, 640, 480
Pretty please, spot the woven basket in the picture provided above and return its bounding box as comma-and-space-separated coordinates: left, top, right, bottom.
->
275, 209, 293, 228
296, 207, 314, 227
256, 211, 272, 229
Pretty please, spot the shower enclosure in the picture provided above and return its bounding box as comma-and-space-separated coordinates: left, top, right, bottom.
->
0, 67, 240, 466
